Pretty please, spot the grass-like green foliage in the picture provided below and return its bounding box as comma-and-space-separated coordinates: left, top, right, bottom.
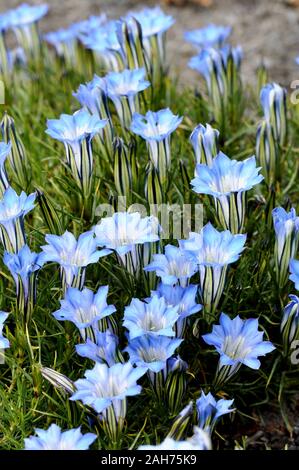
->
1, 43, 299, 450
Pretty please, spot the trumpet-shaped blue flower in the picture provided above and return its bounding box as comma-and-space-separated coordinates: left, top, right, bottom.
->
260, 82, 287, 146
281, 295, 299, 356
41, 230, 110, 290
138, 426, 211, 450
76, 330, 118, 366
196, 390, 234, 432
185, 24, 231, 49
44, 27, 78, 63
0, 186, 36, 252
203, 313, 275, 384
150, 283, 202, 337
94, 211, 159, 274
131, 109, 182, 184
3, 245, 45, 319
190, 123, 219, 167
104, 68, 150, 128
70, 362, 147, 421
191, 152, 263, 232
0, 311, 9, 349
53, 286, 116, 340
0, 142, 11, 193
273, 207, 299, 289
46, 110, 107, 195
180, 223, 246, 313
128, 7, 174, 38
289, 259, 299, 290
8, 3, 48, 27
125, 335, 183, 373
123, 295, 179, 339
24, 424, 96, 450
144, 244, 197, 287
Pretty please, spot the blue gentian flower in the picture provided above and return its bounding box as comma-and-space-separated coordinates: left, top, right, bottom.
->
144, 244, 197, 287
94, 211, 159, 274
70, 362, 147, 440
150, 283, 202, 337
0, 186, 36, 253
189, 47, 225, 93
8, 3, 48, 27
190, 123, 219, 167
46, 109, 107, 196
138, 426, 211, 450
272, 207, 299, 289
196, 390, 234, 432
180, 223, 246, 313
260, 82, 287, 146
290, 259, 299, 290
0, 311, 9, 349
128, 7, 174, 38
104, 68, 150, 128
203, 313, 275, 384
123, 295, 179, 339
0, 142, 11, 193
76, 330, 118, 366
41, 230, 110, 290
44, 27, 78, 66
191, 152, 263, 233
53, 286, 116, 340
71, 14, 107, 36
125, 335, 183, 373
131, 109, 182, 184
184, 24, 231, 49
24, 424, 96, 450
3, 245, 45, 320
281, 295, 299, 356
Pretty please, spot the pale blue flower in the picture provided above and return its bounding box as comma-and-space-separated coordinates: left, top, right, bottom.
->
94, 212, 159, 254
104, 68, 150, 127
281, 295, 299, 355
260, 82, 287, 146
44, 27, 78, 59
290, 259, 299, 290
189, 47, 225, 93
76, 330, 118, 366
41, 230, 110, 289
180, 223, 246, 312
190, 123, 219, 167
196, 390, 234, 431
124, 295, 179, 339
53, 286, 116, 339
8, 3, 48, 27
273, 207, 299, 288
128, 7, 174, 38
0, 186, 36, 252
70, 362, 147, 415
138, 426, 211, 450
185, 24, 231, 49
0, 311, 9, 349
144, 244, 197, 287
150, 283, 202, 337
24, 424, 96, 450
125, 335, 183, 373
191, 152, 263, 232
203, 312, 275, 370
73, 77, 107, 117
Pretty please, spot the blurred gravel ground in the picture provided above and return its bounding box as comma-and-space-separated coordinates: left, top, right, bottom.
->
1, 0, 299, 88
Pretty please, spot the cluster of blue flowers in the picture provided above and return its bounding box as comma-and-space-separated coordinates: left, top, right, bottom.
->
0, 4, 289, 451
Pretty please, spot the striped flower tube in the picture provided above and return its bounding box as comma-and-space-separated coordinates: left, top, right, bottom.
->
256, 119, 279, 186
0, 15, 10, 82
117, 18, 147, 72
281, 295, 299, 357
46, 110, 107, 199
1, 113, 30, 190
113, 138, 133, 200
191, 152, 263, 233
3, 245, 44, 325
190, 123, 219, 168
0, 142, 11, 195
272, 207, 299, 289
0, 187, 35, 253
260, 82, 287, 148
180, 223, 246, 317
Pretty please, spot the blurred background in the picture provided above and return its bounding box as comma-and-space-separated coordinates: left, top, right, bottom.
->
1, 0, 299, 87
